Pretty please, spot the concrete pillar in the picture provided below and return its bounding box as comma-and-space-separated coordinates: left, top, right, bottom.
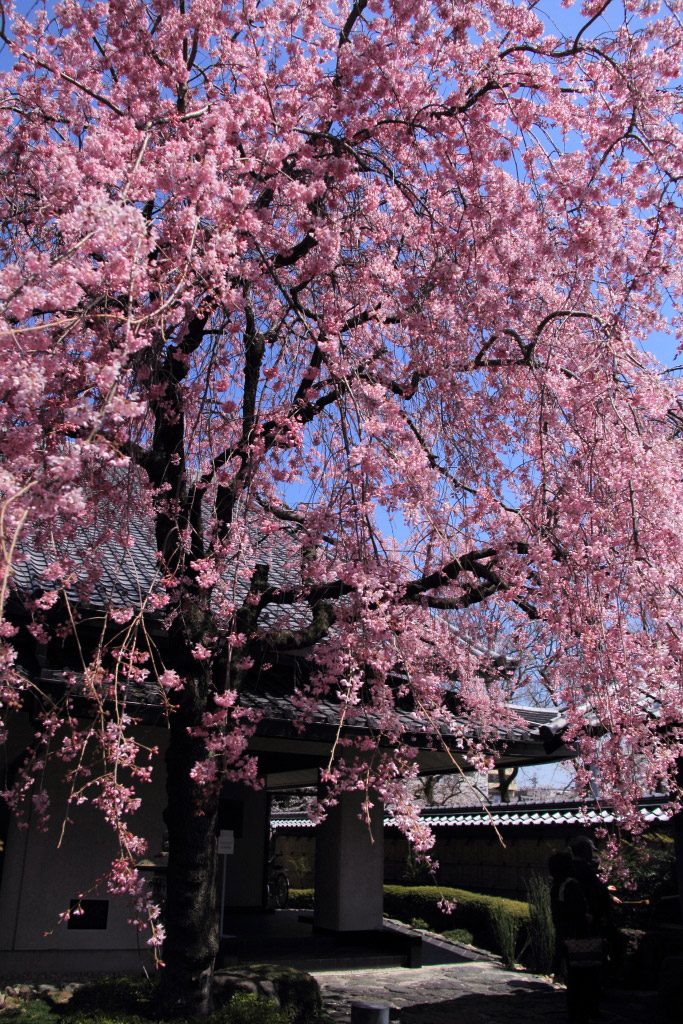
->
351, 1002, 390, 1024
218, 784, 269, 912
313, 787, 384, 931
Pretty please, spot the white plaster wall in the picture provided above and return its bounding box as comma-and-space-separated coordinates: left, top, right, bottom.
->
0, 726, 168, 962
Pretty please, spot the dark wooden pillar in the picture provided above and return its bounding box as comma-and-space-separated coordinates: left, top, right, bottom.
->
674, 759, 683, 923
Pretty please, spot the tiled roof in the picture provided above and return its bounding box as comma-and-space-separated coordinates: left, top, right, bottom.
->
248, 682, 559, 740
15, 498, 569, 752
37, 664, 563, 753
12, 515, 161, 610
271, 798, 672, 829
12, 507, 311, 630
509, 706, 564, 726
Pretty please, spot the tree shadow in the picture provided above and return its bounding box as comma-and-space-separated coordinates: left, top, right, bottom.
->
399, 978, 666, 1024
400, 979, 567, 1024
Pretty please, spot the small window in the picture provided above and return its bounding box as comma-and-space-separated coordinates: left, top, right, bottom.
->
67, 899, 109, 930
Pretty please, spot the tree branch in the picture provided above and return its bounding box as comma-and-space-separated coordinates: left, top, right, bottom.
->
272, 232, 318, 269
338, 0, 368, 49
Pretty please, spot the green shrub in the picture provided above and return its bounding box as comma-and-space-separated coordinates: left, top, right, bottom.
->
623, 832, 676, 895
56, 970, 316, 1024
66, 975, 155, 1017
525, 873, 555, 975
288, 888, 314, 910
383, 884, 529, 953
213, 993, 293, 1024
490, 904, 522, 969
285, 884, 528, 955
0, 1000, 64, 1024
62, 993, 292, 1024
213, 965, 321, 1024
63, 1014, 150, 1024
441, 928, 474, 945
402, 849, 432, 885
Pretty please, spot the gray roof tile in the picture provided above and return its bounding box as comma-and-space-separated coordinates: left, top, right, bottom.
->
272, 797, 672, 829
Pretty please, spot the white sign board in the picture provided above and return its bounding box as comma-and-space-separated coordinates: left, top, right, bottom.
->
217, 830, 234, 855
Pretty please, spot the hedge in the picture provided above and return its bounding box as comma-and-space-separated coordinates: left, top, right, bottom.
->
289, 888, 315, 910
384, 885, 529, 952
289, 885, 529, 955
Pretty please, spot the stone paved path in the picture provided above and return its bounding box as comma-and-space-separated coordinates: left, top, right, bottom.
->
312, 962, 668, 1024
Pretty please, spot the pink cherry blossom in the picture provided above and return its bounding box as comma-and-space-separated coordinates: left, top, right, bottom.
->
2, 0, 683, 1013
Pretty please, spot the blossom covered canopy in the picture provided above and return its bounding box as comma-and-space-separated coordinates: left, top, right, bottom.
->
1, 0, 683, 962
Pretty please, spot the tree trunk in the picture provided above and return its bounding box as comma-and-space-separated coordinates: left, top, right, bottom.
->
497, 766, 518, 803
157, 680, 220, 1018
674, 760, 683, 927
673, 809, 683, 926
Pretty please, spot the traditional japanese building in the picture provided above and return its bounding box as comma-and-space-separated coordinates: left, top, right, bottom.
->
0, 515, 578, 976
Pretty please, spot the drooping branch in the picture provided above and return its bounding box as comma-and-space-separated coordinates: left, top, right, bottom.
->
256, 542, 538, 624
253, 493, 337, 546
259, 599, 336, 654
534, 310, 607, 339
403, 548, 498, 600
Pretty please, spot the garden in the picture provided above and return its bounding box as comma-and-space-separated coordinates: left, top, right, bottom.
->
0, 968, 322, 1024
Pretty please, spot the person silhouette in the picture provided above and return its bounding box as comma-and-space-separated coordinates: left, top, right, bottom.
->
549, 849, 601, 1023
569, 836, 625, 972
